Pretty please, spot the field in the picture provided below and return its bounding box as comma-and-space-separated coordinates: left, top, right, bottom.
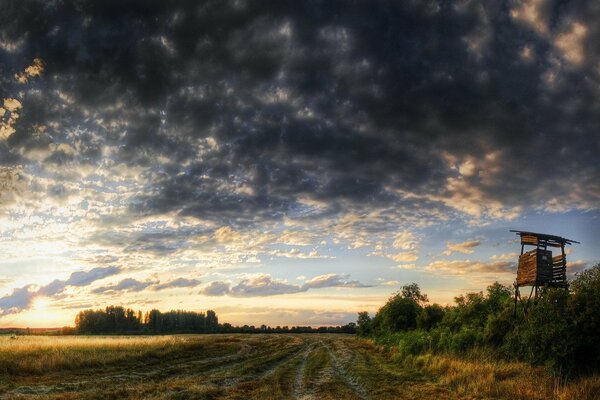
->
0, 334, 598, 400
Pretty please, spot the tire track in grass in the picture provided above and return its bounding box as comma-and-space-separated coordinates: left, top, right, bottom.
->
293, 340, 319, 400
215, 336, 309, 390
322, 339, 370, 400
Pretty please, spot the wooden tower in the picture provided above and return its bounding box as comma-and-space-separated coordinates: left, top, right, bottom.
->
511, 230, 579, 316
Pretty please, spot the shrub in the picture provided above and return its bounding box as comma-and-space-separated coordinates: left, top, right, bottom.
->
504, 288, 575, 371
417, 304, 445, 331
448, 326, 482, 354
397, 330, 431, 357
483, 305, 514, 346
568, 264, 600, 371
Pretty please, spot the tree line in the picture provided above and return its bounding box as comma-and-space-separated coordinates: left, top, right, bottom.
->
356, 264, 600, 375
75, 306, 219, 334
73, 306, 356, 334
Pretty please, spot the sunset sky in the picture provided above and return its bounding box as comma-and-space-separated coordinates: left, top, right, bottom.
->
0, 1, 599, 328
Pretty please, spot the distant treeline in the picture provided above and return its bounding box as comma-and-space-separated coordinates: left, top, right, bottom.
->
218, 323, 356, 334
75, 306, 219, 334
356, 264, 600, 375
72, 306, 356, 334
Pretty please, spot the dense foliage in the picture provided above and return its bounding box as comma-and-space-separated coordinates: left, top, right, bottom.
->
357, 264, 600, 374
75, 307, 219, 334
74, 306, 356, 334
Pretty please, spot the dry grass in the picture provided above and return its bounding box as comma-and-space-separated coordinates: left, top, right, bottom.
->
0, 335, 203, 375
0, 334, 598, 399
400, 349, 600, 400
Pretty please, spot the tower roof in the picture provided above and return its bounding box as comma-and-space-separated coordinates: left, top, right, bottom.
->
510, 230, 579, 246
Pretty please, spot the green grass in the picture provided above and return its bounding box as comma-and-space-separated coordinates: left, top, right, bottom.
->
0, 334, 598, 399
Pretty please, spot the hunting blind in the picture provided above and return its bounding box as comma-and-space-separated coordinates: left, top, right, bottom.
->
511, 230, 579, 316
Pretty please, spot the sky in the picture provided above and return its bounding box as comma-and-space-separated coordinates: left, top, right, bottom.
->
0, 0, 599, 328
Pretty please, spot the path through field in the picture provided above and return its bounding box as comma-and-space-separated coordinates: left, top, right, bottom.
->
0, 334, 455, 399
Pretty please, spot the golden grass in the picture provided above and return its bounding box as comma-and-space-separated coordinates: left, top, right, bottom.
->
0, 335, 208, 375
399, 349, 600, 400
0, 334, 598, 399
0, 334, 188, 351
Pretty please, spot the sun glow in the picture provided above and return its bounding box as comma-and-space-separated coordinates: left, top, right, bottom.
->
32, 296, 50, 312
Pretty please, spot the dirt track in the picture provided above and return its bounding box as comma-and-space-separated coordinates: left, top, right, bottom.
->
0, 334, 454, 399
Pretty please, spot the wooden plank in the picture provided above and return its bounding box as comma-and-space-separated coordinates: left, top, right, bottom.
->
521, 235, 538, 245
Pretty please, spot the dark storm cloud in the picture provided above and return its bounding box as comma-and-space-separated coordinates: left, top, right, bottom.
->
1, 0, 599, 228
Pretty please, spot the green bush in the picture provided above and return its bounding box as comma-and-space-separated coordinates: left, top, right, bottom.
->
483, 305, 514, 346
417, 304, 445, 330
449, 326, 482, 353
428, 326, 450, 351
397, 330, 431, 357
570, 265, 600, 371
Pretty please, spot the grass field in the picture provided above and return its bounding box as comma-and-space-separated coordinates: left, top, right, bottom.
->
0, 334, 598, 399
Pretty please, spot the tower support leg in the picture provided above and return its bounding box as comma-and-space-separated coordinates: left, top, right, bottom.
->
514, 284, 519, 318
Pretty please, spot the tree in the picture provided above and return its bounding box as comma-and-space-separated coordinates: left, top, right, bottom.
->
401, 283, 428, 305
356, 311, 372, 336
416, 304, 445, 330
486, 282, 512, 313
206, 310, 218, 332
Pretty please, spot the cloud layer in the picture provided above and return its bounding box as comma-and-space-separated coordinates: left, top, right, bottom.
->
1, 1, 598, 231
0, 1, 597, 324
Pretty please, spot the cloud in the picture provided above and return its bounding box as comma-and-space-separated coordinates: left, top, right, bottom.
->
303, 273, 369, 289
554, 21, 588, 65
490, 252, 519, 261
92, 278, 153, 295
568, 260, 589, 276
229, 275, 302, 297
14, 58, 44, 84
152, 278, 202, 291
388, 252, 420, 263
201, 273, 370, 297
424, 259, 515, 276
41, 266, 121, 296
200, 281, 232, 296
0, 285, 38, 317
0, 97, 22, 140
378, 279, 401, 287
0, 266, 121, 316
392, 231, 419, 251
510, 0, 550, 35
443, 240, 481, 256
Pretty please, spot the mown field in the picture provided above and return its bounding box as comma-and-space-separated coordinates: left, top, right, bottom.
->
0, 334, 597, 400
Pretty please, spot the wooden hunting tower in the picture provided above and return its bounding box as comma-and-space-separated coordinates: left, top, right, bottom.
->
511, 230, 579, 316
